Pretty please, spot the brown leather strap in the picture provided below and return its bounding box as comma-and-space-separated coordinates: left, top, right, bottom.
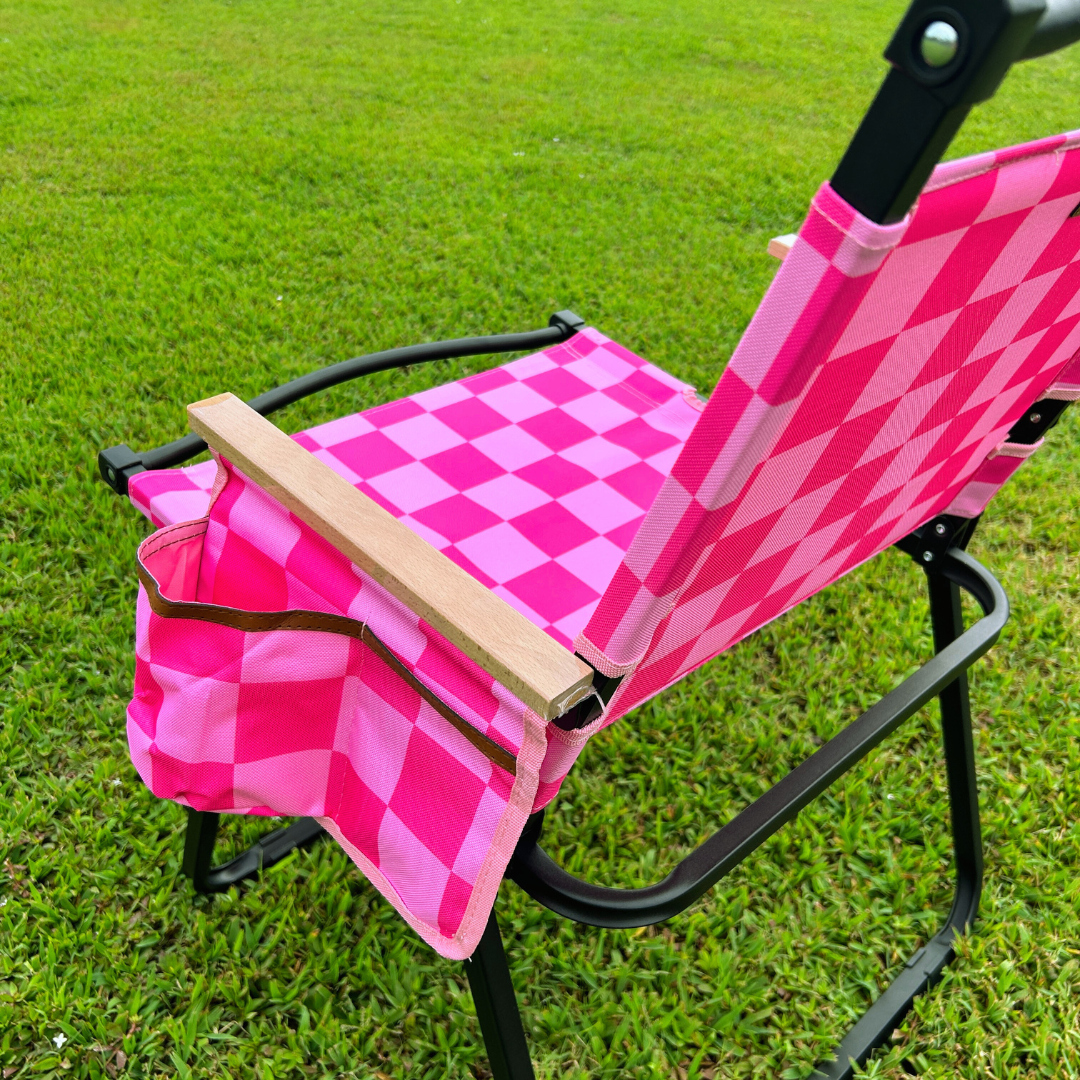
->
137, 559, 517, 775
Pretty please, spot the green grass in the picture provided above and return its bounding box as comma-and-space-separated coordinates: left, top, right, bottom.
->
2, 0, 1080, 1076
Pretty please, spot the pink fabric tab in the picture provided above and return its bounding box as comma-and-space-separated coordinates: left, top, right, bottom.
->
988, 438, 1043, 459
1043, 384, 1080, 400
1044, 349, 1080, 398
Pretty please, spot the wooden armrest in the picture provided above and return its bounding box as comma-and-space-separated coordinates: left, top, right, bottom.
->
767, 233, 797, 260
188, 393, 594, 721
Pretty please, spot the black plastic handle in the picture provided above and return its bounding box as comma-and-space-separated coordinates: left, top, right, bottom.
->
832, 0, 1048, 224
98, 311, 585, 495
1021, 0, 1080, 55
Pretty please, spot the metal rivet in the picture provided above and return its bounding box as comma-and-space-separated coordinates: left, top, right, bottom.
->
920, 20, 959, 68
934, 522, 948, 536
922, 551, 935, 562
1029, 412, 1041, 424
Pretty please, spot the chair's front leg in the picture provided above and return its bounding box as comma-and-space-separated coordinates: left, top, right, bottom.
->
181, 808, 221, 889
464, 909, 536, 1080
929, 571, 984, 928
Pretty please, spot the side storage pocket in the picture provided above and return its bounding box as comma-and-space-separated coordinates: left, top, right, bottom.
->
125, 507, 546, 959
128, 517, 364, 817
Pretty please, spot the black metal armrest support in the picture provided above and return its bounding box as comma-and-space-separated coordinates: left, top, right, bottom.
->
508, 547, 1005, 926
98, 310, 586, 495
496, 545, 1004, 1080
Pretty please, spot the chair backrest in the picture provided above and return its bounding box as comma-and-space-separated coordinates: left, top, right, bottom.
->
582, 131, 1080, 719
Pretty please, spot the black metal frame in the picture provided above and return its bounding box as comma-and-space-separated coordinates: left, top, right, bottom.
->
160, 517, 1009, 1079
467, 544, 1006, 1080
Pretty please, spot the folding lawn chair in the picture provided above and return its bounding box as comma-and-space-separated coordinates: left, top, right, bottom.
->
98, 1, 1080, 1075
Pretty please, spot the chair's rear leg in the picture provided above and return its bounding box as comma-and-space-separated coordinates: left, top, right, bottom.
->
465, 909, 536, 1080
180, 807, 325, 894
812, 568, 983, 1080
929, 573, 983, 929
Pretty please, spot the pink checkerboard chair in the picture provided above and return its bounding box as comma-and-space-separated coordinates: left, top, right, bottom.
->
98, 1, 1080, 1076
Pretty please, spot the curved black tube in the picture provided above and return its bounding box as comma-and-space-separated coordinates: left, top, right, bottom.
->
508, 547, 1008, 929
146, 321, 575, 471
1021, 0, 1080, 57
98, 312, 584, 492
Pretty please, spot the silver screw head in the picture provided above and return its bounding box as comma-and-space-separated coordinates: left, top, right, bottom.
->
1029, 412, 1041, 424
920, 20, 959, 68
934, 522, 948, 536
923, 550, 935, 562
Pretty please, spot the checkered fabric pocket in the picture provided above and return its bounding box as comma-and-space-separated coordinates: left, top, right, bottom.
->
129, 470, 549, 959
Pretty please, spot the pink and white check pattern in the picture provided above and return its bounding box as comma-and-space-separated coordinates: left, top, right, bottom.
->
128, 334, 700, 958
132, 469, 550, 960
130, 332, 701, 650
126, 130, 1080, 956
581, 131, 1080, 718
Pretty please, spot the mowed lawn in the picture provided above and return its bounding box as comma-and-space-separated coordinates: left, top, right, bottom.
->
3, 0, 1080, 1076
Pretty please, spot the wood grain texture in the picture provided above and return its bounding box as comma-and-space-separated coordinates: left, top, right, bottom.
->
187, 393, 594, 720
767, 233, 797, 260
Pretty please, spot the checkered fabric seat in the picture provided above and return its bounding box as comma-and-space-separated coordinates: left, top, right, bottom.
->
130, 332, 703, 651
126, 129, 1080, 960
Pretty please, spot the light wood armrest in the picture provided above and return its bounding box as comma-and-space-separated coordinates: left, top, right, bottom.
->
767, 233, 798, 260
188, 393, 594, 721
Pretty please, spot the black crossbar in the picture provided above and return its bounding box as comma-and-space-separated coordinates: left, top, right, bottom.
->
181, 808, 326, 894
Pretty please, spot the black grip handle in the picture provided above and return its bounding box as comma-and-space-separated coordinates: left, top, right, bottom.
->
832, 0, 1046, 224
1020, 0, 1080, 56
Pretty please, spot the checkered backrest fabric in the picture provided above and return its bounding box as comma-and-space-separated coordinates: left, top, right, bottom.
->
580, 131, 1080, 719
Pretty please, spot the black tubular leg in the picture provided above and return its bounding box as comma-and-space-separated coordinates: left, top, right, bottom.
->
464, 910, 536, 1080
181, 808, 221, 883
930, 572, 984, 929
181, 807, 326, 894
812, 569, 983, 1079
